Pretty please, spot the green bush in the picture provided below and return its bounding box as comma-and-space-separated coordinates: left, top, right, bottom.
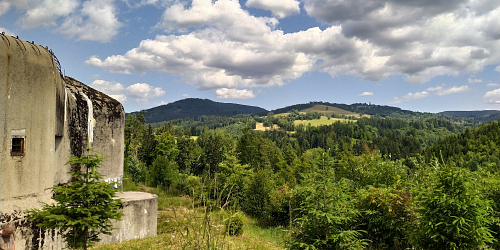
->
27, 152, 124, 249
357, 186, 414, 249
290, 152, 367, 250
411, 164, 495, 249
225, 212, 244, 236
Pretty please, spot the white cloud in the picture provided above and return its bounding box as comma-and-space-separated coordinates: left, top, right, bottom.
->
484, 88, 500, 104
496, 65, 500, 72
90, 79, 127, 102
360, 91, 374, 96
57, 0, 122, 42
126, 83, 166, 103
484, 88, 500, 98
0, 1, 11, 16
86, 0, 500, 93
90, 80, 166, 104
486, 82, 500, 87
20, 0, 79, 28
433, 85, 469, 96
468, 78, 482, 84
109, 94, 127, 103
0, 27, 14, 35
245, 0, 300, 18
215, 88, 256, 99
392, 84, 469, 103
153, 100, 168, 106
182, 94, 191, 98
392, 91, 430, 104
90, 79, 125, 94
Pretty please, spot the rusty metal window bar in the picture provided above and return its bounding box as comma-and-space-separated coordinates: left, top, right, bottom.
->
11, 138, 25, 156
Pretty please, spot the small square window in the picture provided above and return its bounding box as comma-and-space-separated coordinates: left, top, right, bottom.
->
11, 138, 25, 156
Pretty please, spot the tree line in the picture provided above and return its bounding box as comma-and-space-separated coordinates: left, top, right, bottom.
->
124, 111, 500, 249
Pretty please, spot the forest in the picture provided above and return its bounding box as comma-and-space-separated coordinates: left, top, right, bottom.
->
123, 110, 500, 250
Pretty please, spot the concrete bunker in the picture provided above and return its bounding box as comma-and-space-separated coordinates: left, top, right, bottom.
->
0, 34, 157, 249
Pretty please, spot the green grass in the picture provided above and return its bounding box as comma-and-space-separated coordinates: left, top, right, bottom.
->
300, 104, 360, 116
294, 116, 353, 126
92, 186, 286, 250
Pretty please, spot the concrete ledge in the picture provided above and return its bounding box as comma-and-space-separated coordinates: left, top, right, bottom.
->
99, 191, 158, 244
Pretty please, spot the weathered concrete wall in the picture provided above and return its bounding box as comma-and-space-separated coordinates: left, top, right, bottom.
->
1, 35, 155, 249
0, 35, 67, 200
100, 192, 158, 244
64, 77, 124, 185
0, 34, 69, 250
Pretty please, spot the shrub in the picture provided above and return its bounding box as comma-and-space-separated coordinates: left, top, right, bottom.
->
27, 151, 124, 249
411, 164, 495, 249
225, 212, 244, 236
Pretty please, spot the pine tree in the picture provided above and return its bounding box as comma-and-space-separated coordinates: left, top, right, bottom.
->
27, 150, 124, 249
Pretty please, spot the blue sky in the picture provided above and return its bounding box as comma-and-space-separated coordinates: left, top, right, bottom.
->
1, 0, 499, 113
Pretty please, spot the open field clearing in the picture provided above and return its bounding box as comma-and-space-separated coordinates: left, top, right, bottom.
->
255, 122, 279, 131
294, 116, 353, 126
301, 104, 370, 118
92, 186, 286, 250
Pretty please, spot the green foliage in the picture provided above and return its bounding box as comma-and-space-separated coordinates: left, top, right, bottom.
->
357, 186, 414, 249
149, 155, 179, 191
128, 98, 266, 123
290, 152, 367, 250
225, 212, 244, 236
27, 151, 124, 249
121, 102, 500, 249
197, 129, 234, 174
155, 131, 178, 161
411, 164, 495, 249
124, 156, 147, 183
243, 169, 275, 221
423, 121, 499, 171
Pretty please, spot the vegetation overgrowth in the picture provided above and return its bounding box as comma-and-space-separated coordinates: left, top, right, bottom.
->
119, 109, 499, 249
28, 151, 124, 250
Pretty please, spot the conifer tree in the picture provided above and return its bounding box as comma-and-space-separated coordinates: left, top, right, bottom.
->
27, 150, 124, 249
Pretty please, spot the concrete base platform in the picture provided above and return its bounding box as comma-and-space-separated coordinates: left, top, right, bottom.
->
1, 191, 157, 249
99, 191, 158, 244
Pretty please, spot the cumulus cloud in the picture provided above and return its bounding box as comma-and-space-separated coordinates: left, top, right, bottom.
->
20, 0, 79, 28
392, 91, 430, 104
484, 88, 500, 98
486, 82, 500, 87
90, 79, 127, 102
468, 78, 482, 83
57, 0, 122, 42
433, 85, 469, 95
484, 88, 500, 104
0, 1, 11, 16
3, 0, 121, 42
245, 0, 300, 18
90, 79, 125, 93
89, 80, 166, 104
86, 0, 500, 92
360, 92, 374, 96
215, 88, 256, 99
126, 83, 166, 103
392, 85, 469, 103
0, 27, 14, 35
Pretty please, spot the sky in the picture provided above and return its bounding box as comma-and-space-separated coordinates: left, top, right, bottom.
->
1, 0, 499, 113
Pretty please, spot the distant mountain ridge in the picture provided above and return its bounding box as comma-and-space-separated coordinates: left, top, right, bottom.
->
129, 98, 267, 123
129, 99, 499, 124
266, 101, 419, 117
438, 110, 500, 122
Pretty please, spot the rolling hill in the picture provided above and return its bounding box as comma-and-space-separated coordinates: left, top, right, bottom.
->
438, 110, 500, 122
266, 101, 419, 117
129, 98, 267, 123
